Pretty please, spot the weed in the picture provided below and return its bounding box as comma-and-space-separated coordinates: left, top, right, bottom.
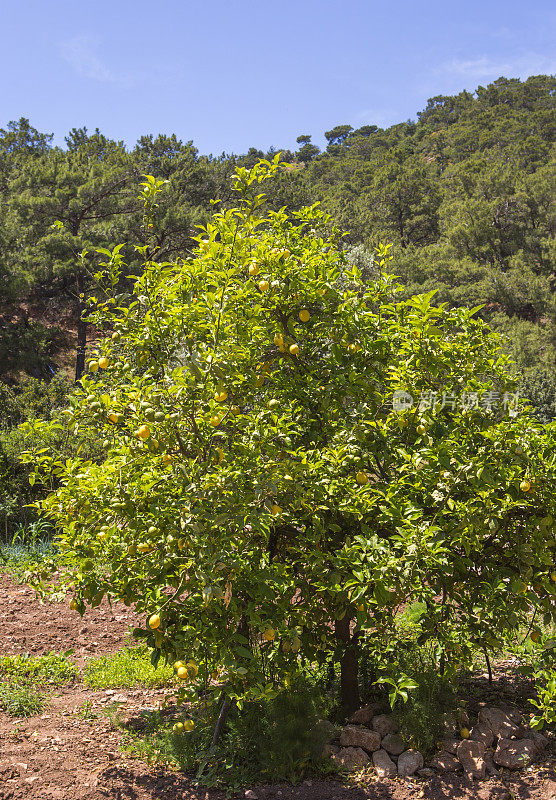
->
74, 699, 98, 721
0, 683, 44, 717
83, 645, 174, 690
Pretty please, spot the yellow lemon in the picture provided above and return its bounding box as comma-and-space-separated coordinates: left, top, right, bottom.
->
88, 360, 99, 372
520, 480, 531, 492
69, 598, 78, 611
162, 453, 172, 465
299, 309, 310, 322
183, 719, 195, 731
263, 628, 276, 642
148, 613, 161, 630
248, 263, 259, 276
98, 357, 109, 369
270, 504, 282, 516
291, 636, 301, 652
416, 424, 426, 435
136, 424, 151, 440
273, 332, 284, 346
215, 391, 228, 402
177, 666, 189, 680
210, 414, 221, 427
173, 722, 184, 733
289, 343, 299, 356
258, 280, 270, 292
356, 471, 369, 486
173, 660, 185, 671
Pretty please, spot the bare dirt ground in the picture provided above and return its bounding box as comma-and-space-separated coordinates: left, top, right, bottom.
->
1, 574, 555, 800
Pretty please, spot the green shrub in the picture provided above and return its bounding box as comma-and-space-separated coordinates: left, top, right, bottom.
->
530, 667, 556, 731
122, 677, 333, 790
0, 376, 105, 541
393, 669, 457, 755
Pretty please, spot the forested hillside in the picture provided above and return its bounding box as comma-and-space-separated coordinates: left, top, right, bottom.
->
0, 74, 554, 407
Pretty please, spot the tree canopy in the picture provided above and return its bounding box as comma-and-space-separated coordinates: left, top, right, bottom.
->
25, 160, 556, 715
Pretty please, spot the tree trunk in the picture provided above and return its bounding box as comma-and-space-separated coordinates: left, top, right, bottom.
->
335, 612, 360, 713
211, 700, 231, 747
75, 273, 87, 382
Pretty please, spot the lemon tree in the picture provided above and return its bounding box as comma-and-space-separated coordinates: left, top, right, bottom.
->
28, 158, 556, 713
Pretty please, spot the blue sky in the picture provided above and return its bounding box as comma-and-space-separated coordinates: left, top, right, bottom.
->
2, 0, 554, 155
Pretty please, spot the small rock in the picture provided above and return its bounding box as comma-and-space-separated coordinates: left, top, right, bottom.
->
483, 751, 500, 777
104, 690, 115, 696
398, 749, 424, 778
372, 749, 397, 777
478, 707, 521, 739
245, 791, 258, 800
349, 703, 378, 725
429, 751, 462, 773
417, 767, 436, 778
381, 733, 405, 756
439, 738, 459, 755
469, 722, 495, 748
339, 725, 381, 753
457, 740, 486, 779
332, 746, 371, 771
442, 709, 470, 734
371, 714, 399, 737
493, 738, 538, 769
519, 729, 549, 752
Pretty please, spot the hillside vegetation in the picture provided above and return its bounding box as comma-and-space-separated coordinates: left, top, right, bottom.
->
0, 74, 554, 532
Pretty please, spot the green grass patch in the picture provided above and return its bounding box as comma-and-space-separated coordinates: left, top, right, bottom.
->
0, 652, 77, 718
83, 645, 174, 689
0, 682, 44, 717
0, 652, 78, 685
